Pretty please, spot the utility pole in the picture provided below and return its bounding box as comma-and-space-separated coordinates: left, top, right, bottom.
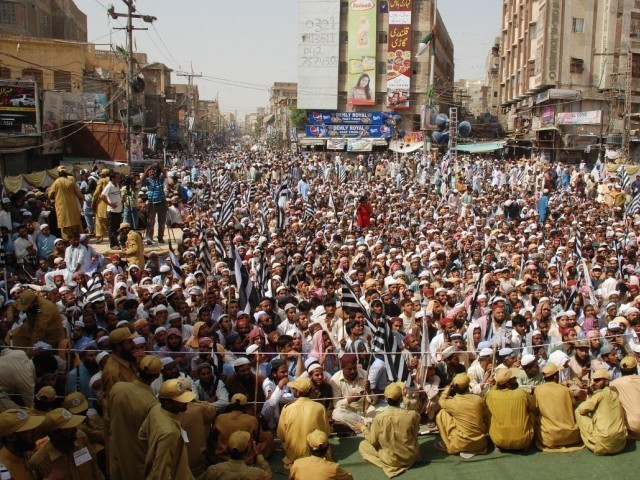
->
624, 54, 633, 158
177, 64, 202, 156
108, 1, 156, 165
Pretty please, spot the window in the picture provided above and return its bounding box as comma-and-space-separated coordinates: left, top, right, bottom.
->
53, 70, 72, 92
527, 60, 535, 77
0, 1, 16, 25
413, 31, 423, 46
415, 0, 424, 13
412, 62, 422, 75
570, 58, 584, 74
339, 61, 347, 74
493, 91, 498, 98
378, 32, 387, 44
529, 22, 537, 39
572, 17, 584, 33
631, 13, 640, 39
340, 31, 348, 43
0, 67, 10, 79
633, 54, 640, 78
22, 68, 43, 88
377, 62, 386, 75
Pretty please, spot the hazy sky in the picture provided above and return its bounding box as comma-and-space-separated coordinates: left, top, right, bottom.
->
76, 0, 502, 115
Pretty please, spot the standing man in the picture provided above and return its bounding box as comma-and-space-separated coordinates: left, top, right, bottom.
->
28, 408, 104, 479
108, 355, 162, 480
119, 222, 144, 270
277, 377, 329, 469
290, 430, 353, 480
0, 409, 45, 480
358, 382, 421, 478
9, 289, 65, 349
47, 166, 84, 240
138, 378, 196, 480
101, 327, 138, 397
576, 369, 628, 455
434, 373, 487, 459
92, 168, 111, 243
101, 172, 124, 249
142, 163, 168, 246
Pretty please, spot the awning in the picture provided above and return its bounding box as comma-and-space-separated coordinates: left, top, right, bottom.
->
536, 126, 560, 132
373, 138, 388, 146
456, 141, 505, 153
262, 114, 275, 126
299, 137, 325, 146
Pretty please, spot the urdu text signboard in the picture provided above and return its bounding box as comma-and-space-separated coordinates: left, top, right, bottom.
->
346, 0, 378, 106
297, 0, 340, 110
386, 0, 413, 109
0, 80, 39, 135
556, 110, 601, 125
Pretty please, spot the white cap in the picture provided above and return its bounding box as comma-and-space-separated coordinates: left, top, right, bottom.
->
233, 357, 251, 368
520, 354, 536, 367
246, 344, 260, 355
96, 351, 110, 364
479, 347, 494, 358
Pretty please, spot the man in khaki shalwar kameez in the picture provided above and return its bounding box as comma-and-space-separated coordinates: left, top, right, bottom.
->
108, 355, 161, 480
610, 357, 640, 439
358, 382, 420, 478
575, 369, 627, 455
92, 168, 110, 241
533, 363, 582, 452
485, 368, 536, 451
277, 377, 330, 469
435, 373, 487, 458
48, 166, 84, 240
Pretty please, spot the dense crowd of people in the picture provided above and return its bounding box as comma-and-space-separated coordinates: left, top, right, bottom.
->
0, 145, 639, 479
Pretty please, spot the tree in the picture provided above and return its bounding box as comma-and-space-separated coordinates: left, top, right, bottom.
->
289, 107, 308, 130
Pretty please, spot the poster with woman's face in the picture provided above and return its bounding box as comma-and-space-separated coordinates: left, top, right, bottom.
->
346, 0, 378, 106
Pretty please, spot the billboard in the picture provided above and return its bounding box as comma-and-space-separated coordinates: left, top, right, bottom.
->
556, 110, 601, 125
540, 105, 555, 126
42, 92, 64, 154
297, 0, 340, 110
61, 93, 108, 122
347, 138, 374, 151
306, 124, 392, 138
346, 0, 378, 106
308, 111, 384, 125
0, 80, 39, 135
386, 0, 413, 109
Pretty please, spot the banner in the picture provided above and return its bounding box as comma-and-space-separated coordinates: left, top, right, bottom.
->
346, 0, 377, 106
61, 92, 108, 121
540, 105, 555, 126
386, 0, 413, 109
327, 138, 347, 149
308, 111, 384, 125
347, 138, 374, 151
131, 134, 143, 162
556, 110, 601, 125
306, 124, 392, 138
41, 92, 64, 154
297, 0, 340, 109
0, 80, 39, 135
402, 131, 424, 143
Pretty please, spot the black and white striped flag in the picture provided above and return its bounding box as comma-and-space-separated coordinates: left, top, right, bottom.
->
340, 276, 409, 382
626, 192, 640, 218
232, 245, 256, 314
303, 200, 316, 223
256, 255, 271, 297
220, 172, 231, 192
517, 169, 525, 184
574, 230, 583, 260
218, 195, 235, 227
618, 167, 630, 191
82, 278, 105, 305
211, 225, 226, 260
276, 204, 286, 231
328, 189, 337, 215
168, 243, 184, 278
339, 165, 347, 184
614, 240, 624, 279
196, 221, 212, 275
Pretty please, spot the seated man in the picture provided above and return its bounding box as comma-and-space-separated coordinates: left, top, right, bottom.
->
533, 363, 582, 452
575, 369, 627, 455
330, 353, 377, 432
358, 382, 420, 478
435, 373, 487, 459
290, 429, 353, 480
610, 356, 640, 439
200, 430, 271, 480
485, 368, 536, 452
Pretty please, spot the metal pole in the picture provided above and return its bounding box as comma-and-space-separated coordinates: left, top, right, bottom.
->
126, 1, 134, 166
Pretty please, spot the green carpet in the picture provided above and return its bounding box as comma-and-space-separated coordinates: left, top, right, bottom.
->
268, 437, 639, 479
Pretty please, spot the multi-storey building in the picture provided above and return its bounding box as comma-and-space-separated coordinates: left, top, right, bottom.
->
0, 0, 87, 41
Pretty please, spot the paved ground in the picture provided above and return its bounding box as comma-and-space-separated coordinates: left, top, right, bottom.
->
267, 436, 639, 479
91, 227, 183, 259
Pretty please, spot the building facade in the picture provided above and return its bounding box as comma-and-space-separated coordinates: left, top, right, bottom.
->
0, 0, 87, 41
499, 0, 640, 162
269, 82, 297, 143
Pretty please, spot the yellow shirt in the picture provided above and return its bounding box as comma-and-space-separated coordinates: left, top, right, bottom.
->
360, 405, 420, 478
533, 381, 581, 448
290, 455, 353, 480
437, 392, 487, 454
575, 387, 627, 455
27, 430, 104, 480
180, 400, 217, 477
485, 387, 536, 450
102, 354, 137, 400
610, 375, 640, 439
48, 176, 84, 228
125, 230, 145, 268
200, 457, 271, 480
138, 404, 195, 480
213, 411, 259, 461
0, 447, 30, 480
277, 397, 329, 468
108, 380, 159, 480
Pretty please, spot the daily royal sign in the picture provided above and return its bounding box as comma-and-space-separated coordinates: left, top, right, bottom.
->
386, 0, 413, 109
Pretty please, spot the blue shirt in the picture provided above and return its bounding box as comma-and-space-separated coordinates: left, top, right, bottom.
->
145, 177, 166, 204
36, 233, 56, 260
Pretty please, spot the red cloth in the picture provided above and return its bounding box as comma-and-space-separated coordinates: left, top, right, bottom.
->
356, 202, 373, 229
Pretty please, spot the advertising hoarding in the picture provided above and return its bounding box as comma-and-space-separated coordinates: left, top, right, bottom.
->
556, 110, 601, 125
308, 111, 384, 125
346, 0, 378, 106
0, 80, 39, 135
386, 0, 413, 109
297, 0, 340, 110
306, 124, 392, 138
